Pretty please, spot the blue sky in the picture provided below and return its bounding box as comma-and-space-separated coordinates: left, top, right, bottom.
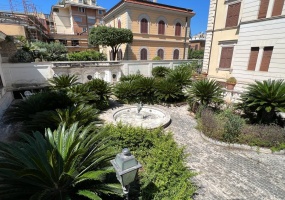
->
0, 0, 210, 35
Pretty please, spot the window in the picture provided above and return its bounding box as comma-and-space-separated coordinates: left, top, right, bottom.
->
72, 40, 79, 46
117, 49, 123, 60
91, 0, 96, 5
219, 47, 234, 68
173, 49, 179, 60
53, 8, 59, 13
158, 20, 165, 35
82, 27, 87, 32
59, 40, 67, 46
98, 10, 103, 15
195, 45, 198, 50
78, 0, 83, 3
247, 47, 259, 71
157, 49, 164, 60
118, 19, 121, 28
258, 0, 270, 19
272, 0, 284, 16
74, 16, 82, 22
109, 51, 114, 60
88, 17, 96, 24
225, 2, 241, 27
78, 7, 85, 13
141, 18, 148, 34
260, 46, 273, 71
140, 48, 147, 60
175, 22, 181, 36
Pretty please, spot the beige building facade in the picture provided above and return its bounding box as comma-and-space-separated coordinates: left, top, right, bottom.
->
204, 0, 285, 90
104, 0, 194, 60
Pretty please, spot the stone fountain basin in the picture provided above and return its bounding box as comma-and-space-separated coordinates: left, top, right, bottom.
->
113, 106, 171, 129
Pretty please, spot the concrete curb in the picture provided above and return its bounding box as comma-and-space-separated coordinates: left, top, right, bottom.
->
199, 131, 285, 155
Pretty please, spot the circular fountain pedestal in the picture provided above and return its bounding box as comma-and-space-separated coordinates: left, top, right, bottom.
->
113, 106, 171, 129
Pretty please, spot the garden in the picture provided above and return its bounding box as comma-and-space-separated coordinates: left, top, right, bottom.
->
0, 61, 285, 199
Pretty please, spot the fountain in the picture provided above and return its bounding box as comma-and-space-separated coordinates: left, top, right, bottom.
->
113, 103, 171, 129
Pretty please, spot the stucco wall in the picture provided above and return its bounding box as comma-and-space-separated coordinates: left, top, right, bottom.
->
0, 24, 26, 37
53, 7, 73, 34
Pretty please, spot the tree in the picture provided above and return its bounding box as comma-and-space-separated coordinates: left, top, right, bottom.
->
188, 49, 204, 59
89, 26, 133, 60
32, 41, 67, 61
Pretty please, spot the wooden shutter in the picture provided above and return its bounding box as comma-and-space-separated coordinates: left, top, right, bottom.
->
175, 23, 181, 36
158, 20, 165, 35
258, 0, 270, 19
260, 47, 273, 71
225, 2, 241, 27
219, 47, 233, 68
118, 20, 121, 28
157, 49, 164, 60
173, 49, 179, 59
117, 49, 122, 60
247, 47, 259, 71
141, 18, 148, 33
141, 48, 147, 60
272, 0, 284, 16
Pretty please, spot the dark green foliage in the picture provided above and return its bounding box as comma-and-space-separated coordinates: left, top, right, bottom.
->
67, 83, 99, 105
86, 78, 112, 109
3, 91, 73, 125
104, 124, 196, 199
152, 56, 162, 60
119, 74, 143, 82
32, 41, 67, 61
9, 49, 33, 63
68, 50, 107, 61
133, 77, 156, 103
221, 110, 245, 143
154, 79, 184, 103
188, 49, 204, 59
166, 65, 192, 89
187, 79, 223, 111
112, 81, 137, 104
151, 66, 170, 78
89, 26, 133, 60
49, 74, 79, 89
237, 79, 285, 124
0, 123, 122, 200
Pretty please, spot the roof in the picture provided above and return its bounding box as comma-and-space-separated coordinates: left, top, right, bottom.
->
105, 0, 194, 17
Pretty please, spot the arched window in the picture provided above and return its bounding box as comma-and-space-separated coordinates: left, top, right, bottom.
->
140, 48, 147, 60
117, 49, 123, 60
141, 18, 148, 34
173, 49, 179, 60
175, 22, 181, 36
157, 49, 164, 60
195, 45, 198, 50
158, 20, 165, 35
118, 19, 121, 28
109, 50, 113, 61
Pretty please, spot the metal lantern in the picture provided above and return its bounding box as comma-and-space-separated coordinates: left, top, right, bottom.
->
111, 148, 142, 187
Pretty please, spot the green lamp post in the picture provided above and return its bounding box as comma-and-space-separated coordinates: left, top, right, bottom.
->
111, 148, 142, 200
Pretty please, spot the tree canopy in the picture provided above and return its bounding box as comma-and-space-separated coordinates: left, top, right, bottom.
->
89, 26, 133, 60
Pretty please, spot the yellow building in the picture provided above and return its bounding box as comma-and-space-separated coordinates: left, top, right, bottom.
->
104, 0, 194, 60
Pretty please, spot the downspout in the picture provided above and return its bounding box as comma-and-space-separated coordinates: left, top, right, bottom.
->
183, 16, 188, 60
207, 0, 218, 74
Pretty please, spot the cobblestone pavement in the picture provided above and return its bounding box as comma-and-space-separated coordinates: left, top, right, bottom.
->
100, 104, 285, 200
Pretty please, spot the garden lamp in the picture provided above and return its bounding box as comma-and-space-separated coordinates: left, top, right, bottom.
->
111, 148, 142, 199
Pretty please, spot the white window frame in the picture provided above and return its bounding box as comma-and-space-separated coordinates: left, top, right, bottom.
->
78, 7, 85, 13
217, 40, 237, 72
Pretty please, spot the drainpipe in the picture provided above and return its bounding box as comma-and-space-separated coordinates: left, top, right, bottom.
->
207, 0, 218, 74
183, 16, 188, 60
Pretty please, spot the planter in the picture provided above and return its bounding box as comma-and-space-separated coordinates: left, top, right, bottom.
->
201, 73, 208, 78
226, 83, 236, 90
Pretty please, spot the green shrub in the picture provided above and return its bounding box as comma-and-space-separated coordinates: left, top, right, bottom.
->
133, 77, 156, 103
152, 56, 162, 60
68, 50, 106, 61
9, 49, 33, 63
112, 81, 138, 104
0, 123, 121, 200
222, 111, 245, 143
104, 124, 196, 199
188, 49, 204, 59
154, 79, 184, 103
152, 66, 170, 78
49, 74, 79, 89
66, 83, 99, 105
32, 41, 67, 61
237, 79, 285, 125
166, 64, 192, 89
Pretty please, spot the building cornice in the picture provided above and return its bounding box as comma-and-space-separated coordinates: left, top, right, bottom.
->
240, 15, 285, 25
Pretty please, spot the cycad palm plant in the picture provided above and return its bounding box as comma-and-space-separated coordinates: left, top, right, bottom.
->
187, 79, 224, 111
0, 123, 121, 200
133, 77, 156, 103
166, 65, 192, 89
154, 79, 184, 103
237, 79, 285, 124
49, 74, 79, 89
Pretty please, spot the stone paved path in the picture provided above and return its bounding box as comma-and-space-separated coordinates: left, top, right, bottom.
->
100, 104, 285, 200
